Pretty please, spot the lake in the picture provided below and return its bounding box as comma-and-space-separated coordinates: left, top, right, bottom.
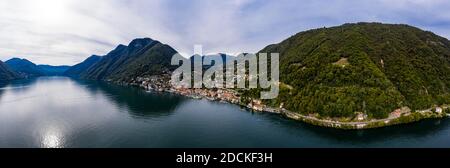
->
0, 77, 449, 148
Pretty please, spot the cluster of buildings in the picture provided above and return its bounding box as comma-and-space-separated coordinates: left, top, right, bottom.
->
131, 74, 278, 114
173, 87, 241, 104
133, 75, 172, 92
131, 74, 245, 105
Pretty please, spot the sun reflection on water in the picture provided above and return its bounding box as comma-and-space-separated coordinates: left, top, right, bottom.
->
41, 129, 64, 148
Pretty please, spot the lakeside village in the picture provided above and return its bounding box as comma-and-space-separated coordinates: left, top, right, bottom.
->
128, 74, 273, 111
126, 74, 450, 130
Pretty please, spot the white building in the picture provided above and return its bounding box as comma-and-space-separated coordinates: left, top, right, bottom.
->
436, 107, 443, 114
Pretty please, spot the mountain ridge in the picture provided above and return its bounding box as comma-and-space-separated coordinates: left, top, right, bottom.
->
5, 58, 47, 78
79, 37, 178, 81
2, 22, 449, 122
64, 55, 102, 78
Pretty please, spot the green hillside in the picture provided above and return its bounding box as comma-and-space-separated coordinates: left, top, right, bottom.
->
253, 22, 450, 119
80, 38, 178, 82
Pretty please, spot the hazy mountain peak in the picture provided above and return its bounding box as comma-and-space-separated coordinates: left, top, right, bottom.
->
6, 58, 34, 65
127, 38, 156, 52
128, 37, 154, 46
87, 55, 102, 60
5, 57, 44, 77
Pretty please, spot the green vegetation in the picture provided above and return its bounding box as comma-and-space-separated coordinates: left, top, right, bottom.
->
79, 38, 178, 82
282, 108, 446, 130
445, 108, 450, 114
243, 22, 450, 119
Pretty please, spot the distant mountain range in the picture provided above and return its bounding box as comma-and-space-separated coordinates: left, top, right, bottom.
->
1, 38, 178, 82
38, 65, 71, 76
3, 58, 70, 78
1, 22, 449, 120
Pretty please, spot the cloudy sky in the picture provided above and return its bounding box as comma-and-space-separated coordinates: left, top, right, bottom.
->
0, 0, 449, 65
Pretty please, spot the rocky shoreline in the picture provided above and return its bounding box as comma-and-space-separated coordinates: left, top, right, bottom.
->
124, 76, 449, 130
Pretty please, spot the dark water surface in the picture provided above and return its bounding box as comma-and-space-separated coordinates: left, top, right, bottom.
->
0, 77, 449, 148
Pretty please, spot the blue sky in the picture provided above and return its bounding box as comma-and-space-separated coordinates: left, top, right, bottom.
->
0, 0, 449, 65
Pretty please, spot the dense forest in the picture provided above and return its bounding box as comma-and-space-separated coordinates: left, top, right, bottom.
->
243, 22, 450, 119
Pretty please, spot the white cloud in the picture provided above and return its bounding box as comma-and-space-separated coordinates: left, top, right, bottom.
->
0, 0, 449, 65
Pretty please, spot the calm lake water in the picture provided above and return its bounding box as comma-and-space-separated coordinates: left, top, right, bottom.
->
0, 77, 450, 148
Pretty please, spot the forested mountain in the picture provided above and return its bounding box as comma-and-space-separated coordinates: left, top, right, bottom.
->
5, 58, 46, 78
64, 55, 102, 78
0, 60, 21, 81
7, 22, 443, 121
80, 38, 178, 82
5, 58, 71, 77
38, 65, 71, 76
253, 22, 450, 119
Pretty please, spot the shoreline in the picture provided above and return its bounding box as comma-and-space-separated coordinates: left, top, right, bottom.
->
124, 78, 450, 130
